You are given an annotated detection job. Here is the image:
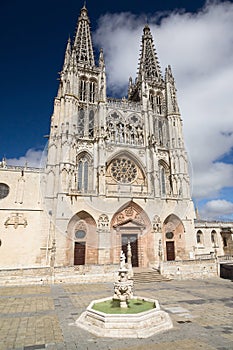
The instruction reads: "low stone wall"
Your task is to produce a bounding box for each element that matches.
[0,260,221,286]
[160,259,218,279]
[0,265,118,286]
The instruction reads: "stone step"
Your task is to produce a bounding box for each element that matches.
[133,269,171,283]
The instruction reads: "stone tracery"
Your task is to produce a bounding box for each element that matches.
[106,112,144,146]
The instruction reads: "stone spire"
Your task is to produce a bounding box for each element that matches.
[137,25,163,84]
[73,4,95,66]
[165,65,180,114]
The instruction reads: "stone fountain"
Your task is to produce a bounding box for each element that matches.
[76,246,173,338]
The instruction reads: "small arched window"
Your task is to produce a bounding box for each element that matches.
[161,167,166,195]
[156,94,162,115]
[77,108,85,137]
[159,160,170,197]
[149,91,155,110]
[196,230,203,245]
[89,110,94,138]
[89,81,96,103]
[77,155,89,192]
[79,79,87,102]
[211,230,217,246]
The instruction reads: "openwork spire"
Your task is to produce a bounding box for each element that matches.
[138,25,163,83]
[73,5,95,66]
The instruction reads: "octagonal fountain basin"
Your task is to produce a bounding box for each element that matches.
[76,296,173,338]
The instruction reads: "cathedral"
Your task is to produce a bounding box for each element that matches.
[0,5,232,273]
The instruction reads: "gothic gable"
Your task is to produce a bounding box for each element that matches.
[111,202,151,230]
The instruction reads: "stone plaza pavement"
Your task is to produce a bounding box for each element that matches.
[0,277,232,350]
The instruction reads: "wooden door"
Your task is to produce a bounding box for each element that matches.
[122,234,138,267]
[166,241,175,261]
[74,242,86,265]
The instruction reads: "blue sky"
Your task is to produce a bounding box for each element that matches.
[1,0,233,220]
[0,0,207,157]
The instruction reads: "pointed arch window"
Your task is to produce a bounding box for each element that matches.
[77,108,85,137]
[161,167,166,195]
[77,156,89,192]
[149,91,155,110]
[156,94,162,115]
[196,230,204,245]
[211,230,218,247]
[89,110,94,138]
[89,81,96,103]
[79,79,87,102]
[159,161,170,197]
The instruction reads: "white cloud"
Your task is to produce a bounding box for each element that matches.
[7,148,46,168]
[192,162,233,199]
[93,1,233,201]
[200,199,233,221]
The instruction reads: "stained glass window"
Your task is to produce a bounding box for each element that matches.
[111,158,137,184]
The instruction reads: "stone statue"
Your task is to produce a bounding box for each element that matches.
[113,250,134,308]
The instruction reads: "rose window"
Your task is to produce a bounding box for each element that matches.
[111,158,137,184]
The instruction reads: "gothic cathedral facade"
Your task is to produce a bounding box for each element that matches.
[2,5,231,271]
[44,5,196,268]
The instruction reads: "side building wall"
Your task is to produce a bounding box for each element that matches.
[0,167,50,268]
[194,221,233,258]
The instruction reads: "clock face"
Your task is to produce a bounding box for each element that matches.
[111,158,137,184]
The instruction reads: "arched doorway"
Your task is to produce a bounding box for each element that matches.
[163,214,185,261]
[111,202,153,267]
[115,220,145,267]
[66,211,97,265]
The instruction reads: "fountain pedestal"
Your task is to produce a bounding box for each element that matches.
[113,252,134,308]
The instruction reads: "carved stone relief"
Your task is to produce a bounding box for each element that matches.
[153,215,161,232]
[5,213,28,229]
[98,214,109,230]
[113,206,145,227]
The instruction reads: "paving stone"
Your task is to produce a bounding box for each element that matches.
[0,278,232,349]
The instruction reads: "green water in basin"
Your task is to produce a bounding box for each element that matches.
[92,298,155,314]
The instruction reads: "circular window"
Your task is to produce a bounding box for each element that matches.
[0,183,9,199]
[75,230,86,239]
[111,158,137,184]
[166,232,174,239]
